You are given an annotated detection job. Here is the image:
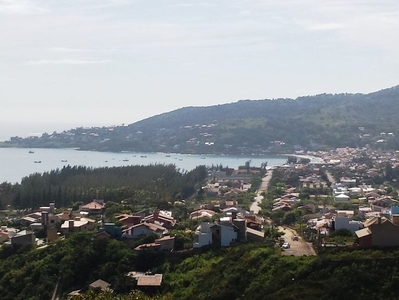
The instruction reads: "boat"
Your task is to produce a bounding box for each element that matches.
[140,156,147,158]
[61,160,67,162]
[123,159,129,162]
[28,151,34,154]
[34,161,41,163]
[165,155,171,157]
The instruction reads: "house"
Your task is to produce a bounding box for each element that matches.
[142,210,176,229]
[245,215,262,231]
[115,214,142,227]
[99,223,122,239]
[155,235,175,251]
[246,227,265,242]
[60,217,95,236]
[189,209,216,220]
[370,196,397,208]
[356,215,399,248]
[68,279,111,297]
[137,274,163,288]
[11,230,35,247]
[122,222,167,239]
[333,215,363,234]
[134,236,175,252]
[80,200,105,215]
[210,223,238,247]
[334,194,350,202]
[89,279,111,292]
[193,222,213,248]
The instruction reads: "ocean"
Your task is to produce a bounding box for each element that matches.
[0,148,288,184]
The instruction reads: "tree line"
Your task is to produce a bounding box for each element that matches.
[0,164,207,210]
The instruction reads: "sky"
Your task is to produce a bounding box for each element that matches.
[1,0,399,140]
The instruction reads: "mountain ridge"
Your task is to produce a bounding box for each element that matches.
[4,85,399,154]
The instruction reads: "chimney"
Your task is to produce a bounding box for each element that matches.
[49,203,55,213]
[232,211,237,220]
[41,211,49,226]
[153,210,160,221]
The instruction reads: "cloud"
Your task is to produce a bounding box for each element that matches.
[26,59,110,66]
[306,22,345,31]
[0,0,49,15]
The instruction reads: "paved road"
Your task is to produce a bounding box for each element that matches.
[278,226,316,256]
[250,170,272,214]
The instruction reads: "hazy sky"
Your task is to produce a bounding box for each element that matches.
[1,0,399,138]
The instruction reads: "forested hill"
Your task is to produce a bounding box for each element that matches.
[5,85,399,154]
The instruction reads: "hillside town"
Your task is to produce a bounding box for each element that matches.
[3,147,399,250]
[2,146,399,296]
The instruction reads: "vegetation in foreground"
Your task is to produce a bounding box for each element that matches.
[2,233,399,300]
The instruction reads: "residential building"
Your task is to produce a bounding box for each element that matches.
[122,222,167,239]
[80,200,105,215]
[356,216,399,248]
[60,217,95,236]
[11,230,35,247]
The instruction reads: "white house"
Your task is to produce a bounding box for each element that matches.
[122,222,167,239]
[333,215,363,234]
[334,194,350,202]
[211,223,238,247]
[193,222,213,248]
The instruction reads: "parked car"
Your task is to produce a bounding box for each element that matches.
[292,236,299,241]
[282,242,290,249]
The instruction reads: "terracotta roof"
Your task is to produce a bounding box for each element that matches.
[155,235,175,242]
[81,201,105,210]
[89,279,111,291]
[123,222,166,233]
[134,243,161,251]
[137,274,163,287]
[364,216,389,227]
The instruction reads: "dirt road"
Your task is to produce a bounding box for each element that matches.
[278,226,316,256]
[250,170,272,214]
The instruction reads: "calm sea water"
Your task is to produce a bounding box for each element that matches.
[0,148,288,184]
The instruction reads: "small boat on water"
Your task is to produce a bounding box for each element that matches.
[123,159,129,162]
[34,161,41,163]
[61,160,67,162]
[140,156,147,158]
[165,155,171,157]
[29,151,34,154]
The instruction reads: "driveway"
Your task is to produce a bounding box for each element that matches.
[278,226,316,256]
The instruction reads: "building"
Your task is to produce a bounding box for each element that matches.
[80,200,105,215]
[11,230,35,247]
[122,222,167,239]
[60,217,95,236]
[356,216,399,248]
[193,222,213,248]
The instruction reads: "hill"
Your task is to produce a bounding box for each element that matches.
[4,86,399,154]
[2,237,399,300]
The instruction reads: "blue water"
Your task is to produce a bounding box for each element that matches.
[0,148,288,183]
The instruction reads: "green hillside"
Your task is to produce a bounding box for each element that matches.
[4,86,399,154]
[2,237,399,300]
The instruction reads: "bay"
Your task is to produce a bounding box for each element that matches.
[0,148,288,184]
